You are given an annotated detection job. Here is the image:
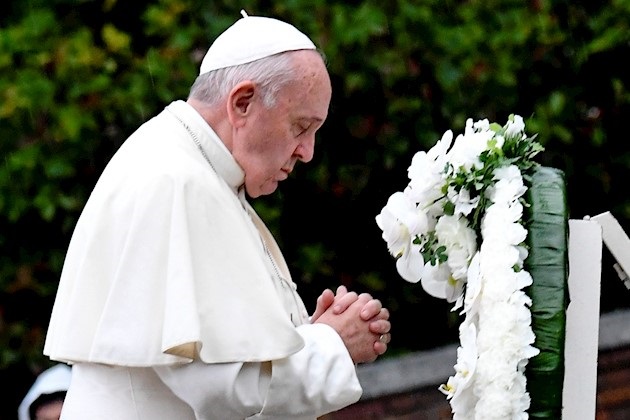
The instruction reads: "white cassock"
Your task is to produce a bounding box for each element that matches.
[44,100,362,419]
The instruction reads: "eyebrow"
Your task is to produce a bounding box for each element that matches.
[299,117,325,125]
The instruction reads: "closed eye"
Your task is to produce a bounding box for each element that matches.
[294,117,324,137]
[296,124,311,137]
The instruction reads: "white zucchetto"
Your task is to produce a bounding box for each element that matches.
[199,10,316,74]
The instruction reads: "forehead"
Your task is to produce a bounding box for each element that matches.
[279,52,332,119]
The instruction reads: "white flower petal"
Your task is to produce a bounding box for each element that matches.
[420,262,455,299]
[395,242,425,283]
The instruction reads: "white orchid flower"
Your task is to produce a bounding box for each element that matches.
[505,114,525,139]
[376,191,428,257]
[406,130,452,205]
[395,241,425,283]
[447,186,480,217]
[421,261,463,302]
[447,127,494,173]
[462,251,482,315]
[472,118,490,132]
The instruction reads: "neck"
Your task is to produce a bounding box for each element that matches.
[186,98,233,151]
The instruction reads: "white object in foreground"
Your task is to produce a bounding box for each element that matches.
[562,219,603,420]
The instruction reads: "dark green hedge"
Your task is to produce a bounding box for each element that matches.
[2,1,630,417]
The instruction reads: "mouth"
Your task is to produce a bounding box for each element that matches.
[277,171,289,181]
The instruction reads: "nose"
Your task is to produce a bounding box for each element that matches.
[294,136,315,163]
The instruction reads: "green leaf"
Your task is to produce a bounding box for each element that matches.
[524,166,570,419]
[101,24,131,53]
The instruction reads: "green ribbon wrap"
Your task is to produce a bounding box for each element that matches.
[524,166,570,419]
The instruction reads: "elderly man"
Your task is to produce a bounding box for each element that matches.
[44,11,391,419]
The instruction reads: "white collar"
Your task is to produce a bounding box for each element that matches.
[165,100,245,194]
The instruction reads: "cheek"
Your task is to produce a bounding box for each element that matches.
[255,136,295,166]
[237,120,296,175]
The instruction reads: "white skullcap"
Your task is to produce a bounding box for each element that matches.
[199,10,316,75]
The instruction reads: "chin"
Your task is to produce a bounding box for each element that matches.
[246,183,278,198]
[261,183,280,197]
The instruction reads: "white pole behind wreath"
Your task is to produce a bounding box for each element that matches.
[564,212,630,419]
[562,219,603,420]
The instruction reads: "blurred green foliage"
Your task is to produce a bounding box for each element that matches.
[2,0,630,417]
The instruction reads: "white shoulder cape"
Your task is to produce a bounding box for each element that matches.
[44,101,305,366]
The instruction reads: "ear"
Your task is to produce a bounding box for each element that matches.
[226,81,256,128]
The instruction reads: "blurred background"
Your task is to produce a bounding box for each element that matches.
[1,1,630,418]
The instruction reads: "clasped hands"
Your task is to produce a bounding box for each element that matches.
[310,286,391,364]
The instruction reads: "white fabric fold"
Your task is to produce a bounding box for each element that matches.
[252,323,362,419]
[44,101,306,365]
[60,324,360,419]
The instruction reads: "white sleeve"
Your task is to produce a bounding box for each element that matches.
[253,323,362,419]
[153,323,362,420]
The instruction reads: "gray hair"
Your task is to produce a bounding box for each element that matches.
[188,52,298,108]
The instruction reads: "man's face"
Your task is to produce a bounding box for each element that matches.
[231,51,332,198]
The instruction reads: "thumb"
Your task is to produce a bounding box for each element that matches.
[310,289,335,322]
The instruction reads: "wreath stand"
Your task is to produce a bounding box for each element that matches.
[564,212,630,419]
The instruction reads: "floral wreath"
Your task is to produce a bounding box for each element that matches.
[376,115,551,419]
